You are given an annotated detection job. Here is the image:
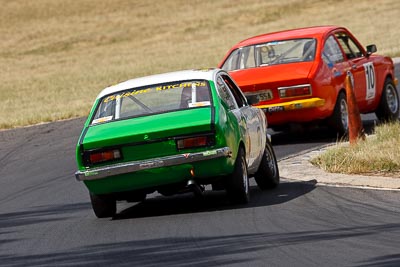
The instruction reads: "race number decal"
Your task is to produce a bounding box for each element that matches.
[363,62,376,100]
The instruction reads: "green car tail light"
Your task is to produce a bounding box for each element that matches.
[278,84,312,98]
[176,134,215,150]
[84,148,122,165]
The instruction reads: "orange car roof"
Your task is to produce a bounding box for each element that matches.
[235,25,343,48]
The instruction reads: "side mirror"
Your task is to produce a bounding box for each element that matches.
[246,94,260,105]
[366,44,377,57]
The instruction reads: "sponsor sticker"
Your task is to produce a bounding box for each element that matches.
[266,106,284,113]
[102,82,207,103]
[104,89,151,103]
[92,116,113,124]
[294,103,303,109]
[139,161,164,169]
[84,171,99,177]
[203,150,217,156]
[188,101,211,108]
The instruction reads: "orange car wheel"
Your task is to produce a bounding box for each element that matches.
[376,78,400,122]
[328,92,349,136]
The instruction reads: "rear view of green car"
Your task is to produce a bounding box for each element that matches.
[75,68,279,218]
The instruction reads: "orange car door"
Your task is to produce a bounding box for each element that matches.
[321,35,349,102]
[335,32,375,112]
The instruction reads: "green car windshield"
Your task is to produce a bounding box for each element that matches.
[222,38,316,71]
[91,80,211,124]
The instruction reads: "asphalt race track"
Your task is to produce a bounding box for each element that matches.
[0,63,399,266]
[0,114,399,267]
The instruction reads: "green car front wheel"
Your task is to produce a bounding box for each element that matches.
[254,139,280,190]
[225,147,250,204]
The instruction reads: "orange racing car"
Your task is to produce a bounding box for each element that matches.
[219,26,399,134]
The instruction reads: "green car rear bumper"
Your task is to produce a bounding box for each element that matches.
[76,147,233,194]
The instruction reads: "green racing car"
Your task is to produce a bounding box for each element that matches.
[75,68,279,218]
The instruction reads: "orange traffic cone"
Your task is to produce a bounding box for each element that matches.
[345,71,365,145]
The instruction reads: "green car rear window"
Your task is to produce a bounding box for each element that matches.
[91,80,211,124]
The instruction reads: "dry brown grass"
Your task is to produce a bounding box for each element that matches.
[1,0,400,128]
[311,122,400,176]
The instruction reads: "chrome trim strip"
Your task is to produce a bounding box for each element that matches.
[75,147,232,181]
[277,83,312,90]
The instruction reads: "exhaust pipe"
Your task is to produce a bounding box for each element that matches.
[187,179,204,197]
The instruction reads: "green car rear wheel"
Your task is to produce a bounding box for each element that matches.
[90,193,116,218]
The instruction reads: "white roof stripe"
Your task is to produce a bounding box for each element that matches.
[96,69,220,100]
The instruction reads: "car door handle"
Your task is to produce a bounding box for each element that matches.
[352,64,357,70]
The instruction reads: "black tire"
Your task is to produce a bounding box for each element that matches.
[90,193,116,218]
[328,92,348,136]
[126,193,147,203]
[254,139,280,190]
[225,147,250,204]
[375,78,400,122]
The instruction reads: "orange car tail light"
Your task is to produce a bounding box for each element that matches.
[84,148,122,165]
[279,84,312,98]
[176,135,215,150]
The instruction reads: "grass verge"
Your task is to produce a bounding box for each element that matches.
[310,122,400,177]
